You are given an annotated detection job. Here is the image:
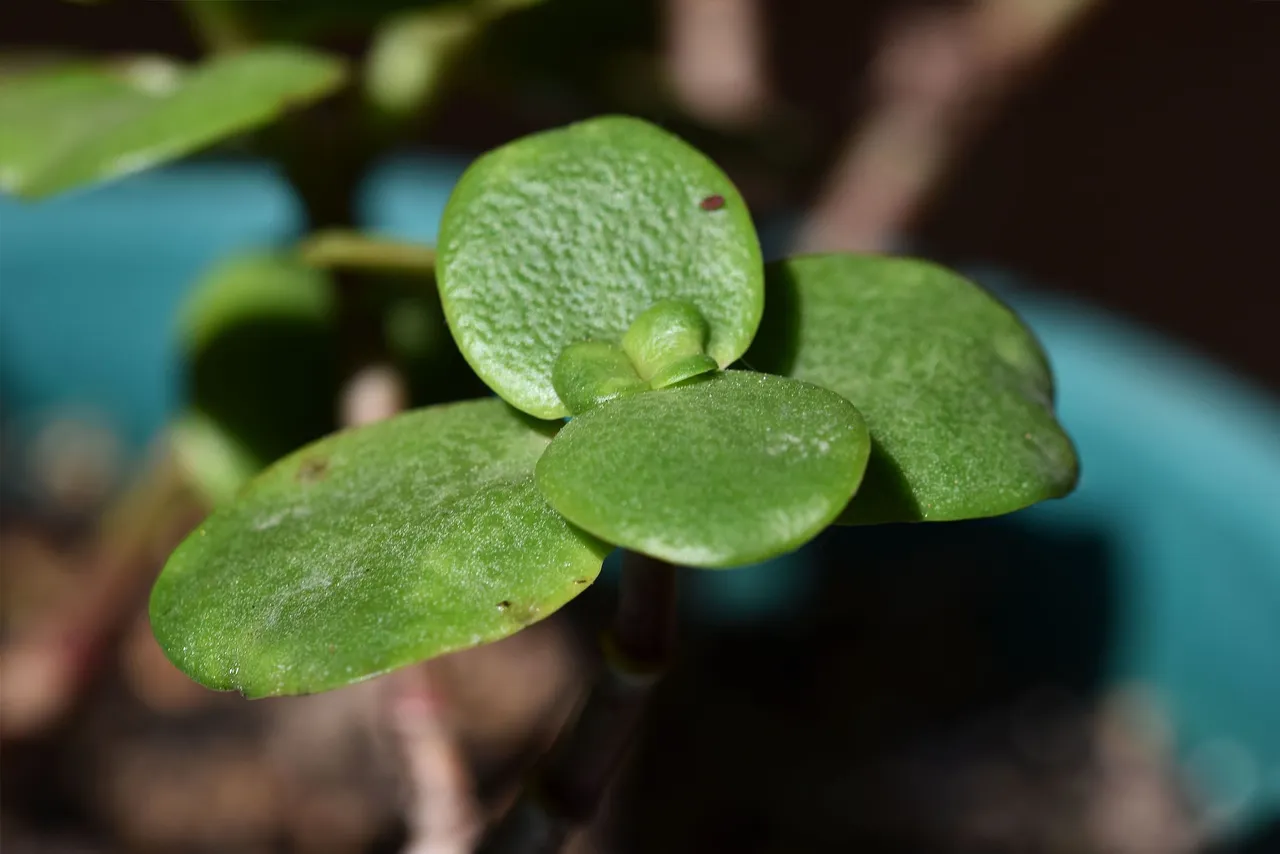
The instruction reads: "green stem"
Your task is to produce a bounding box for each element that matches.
[262,91,390,386]
[298,229,437,276]
[477,553,677,853]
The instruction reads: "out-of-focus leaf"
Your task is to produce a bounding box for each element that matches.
[172,254,340,507]
[365,4,480,117]
[0,47,345,199]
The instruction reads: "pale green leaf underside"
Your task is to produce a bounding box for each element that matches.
[536,371,870,568]
[437,115,764,418]
[171,254,339,507]
[0,47,345,199]
[748,254,1078,524]
[152,399,609,697]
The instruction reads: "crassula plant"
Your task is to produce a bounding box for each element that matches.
[148,115,1077,842]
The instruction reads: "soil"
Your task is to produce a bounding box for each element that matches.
[1,512,1225,854]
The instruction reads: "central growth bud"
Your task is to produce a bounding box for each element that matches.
[552,300,720,415]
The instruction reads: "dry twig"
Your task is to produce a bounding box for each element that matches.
[795,0,1104,253]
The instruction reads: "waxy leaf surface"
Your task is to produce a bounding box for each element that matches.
[438,116,763,418]
[152,399,609,697]
[748,254,1078,523]
[536,371,869,568]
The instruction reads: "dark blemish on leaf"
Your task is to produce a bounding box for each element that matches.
[700,194,726,211]
[575,578,589,585]
[497,601,511,612]
[298,457,328,483]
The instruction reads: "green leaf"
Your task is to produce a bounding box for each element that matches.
[621,299,712,382]
[151,399,609,697]
[535,370,870,568]
[1,47,345,199]
[551,340,646,415]
[748,254,1078,523]
[0,62,155,194]
[171,254,340,507]
[170,410,263,509]
[365,4,481,117]
[437,115,764,418]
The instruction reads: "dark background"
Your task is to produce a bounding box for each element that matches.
[5,0,1274,394]
[5,0,1278,391]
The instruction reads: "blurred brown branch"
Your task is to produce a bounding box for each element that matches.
[387,666,483,854]
[664,0,772,129]
[0,444,200,740]
[796,0,1104,253]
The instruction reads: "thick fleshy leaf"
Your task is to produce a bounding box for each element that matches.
[171,254,340,507]
[748,254,1078,523]
[151,399,609,697]
[0,62,151,193]
[552,341,646,414]
[365,5,481,116]
[535,371,870,568]
[437,115,764,418]
[1,48,345,199]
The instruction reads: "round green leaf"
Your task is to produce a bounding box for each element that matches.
[551,340,646,415]
[621,299,712,382]
[748,254,1078,524]
[437,115,764,418]
[171,253,340,507]
[535,371,870,568]
[151,399,610,697]
[3,48,345,199]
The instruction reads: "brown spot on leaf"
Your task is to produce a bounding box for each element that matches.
[574,578,589,585]
[700,194,726,211]
[297,457,328,483]
[497,601,511,612]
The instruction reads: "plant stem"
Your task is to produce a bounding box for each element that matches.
[299,229,438,277]
[477,553,677,854]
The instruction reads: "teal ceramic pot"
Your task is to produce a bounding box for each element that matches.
[0,161,304,466]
